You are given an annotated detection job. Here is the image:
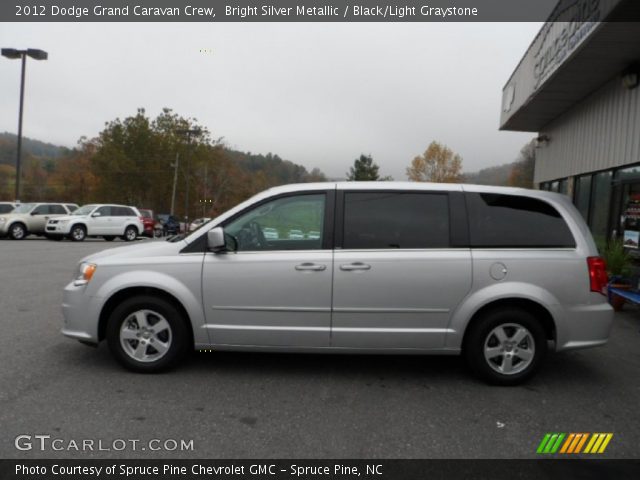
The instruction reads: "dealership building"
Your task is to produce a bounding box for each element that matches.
[501,0,640,244]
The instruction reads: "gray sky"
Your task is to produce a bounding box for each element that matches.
[0,22,542,179]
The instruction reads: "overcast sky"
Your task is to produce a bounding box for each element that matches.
[0,22,543,179]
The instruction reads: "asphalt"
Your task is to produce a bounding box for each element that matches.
[0,237,639,459]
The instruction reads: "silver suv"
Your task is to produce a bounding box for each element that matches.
[61,182,613,384]
[0,202,78,239]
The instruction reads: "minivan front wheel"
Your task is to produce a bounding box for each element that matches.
[464,308,546,385]
[106,295,189,373]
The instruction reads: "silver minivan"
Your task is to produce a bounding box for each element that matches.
[62,182,613,384]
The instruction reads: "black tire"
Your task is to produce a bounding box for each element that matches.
[8,222,27,240]
[464,307,547,386]
[122,225,138,242]
[106,295,190,373]
[69,224,87,242]
[103,236,115,241]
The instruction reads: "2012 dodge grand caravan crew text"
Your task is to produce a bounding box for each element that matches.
[62,182,614,385]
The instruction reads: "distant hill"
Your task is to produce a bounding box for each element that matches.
[463,162,513,186]
[0,132,70,166]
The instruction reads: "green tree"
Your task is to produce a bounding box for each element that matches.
[347,154,380,181]
[406,141,463,183]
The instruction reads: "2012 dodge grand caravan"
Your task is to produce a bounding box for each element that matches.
[62,182,613,385]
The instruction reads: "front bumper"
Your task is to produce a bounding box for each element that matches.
[61,281,102,344]
[46,222,71,235]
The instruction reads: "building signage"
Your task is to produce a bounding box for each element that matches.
[533,0,601,90]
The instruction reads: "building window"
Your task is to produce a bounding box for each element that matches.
[574,174,592,222]
[589,172,612,245]
[558,179,568,195]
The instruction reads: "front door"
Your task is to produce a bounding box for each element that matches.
[202,191,333,347]
[331,191,472,349]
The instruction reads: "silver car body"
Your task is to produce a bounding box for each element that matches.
[0,202,77,237]
[62,182,613,355]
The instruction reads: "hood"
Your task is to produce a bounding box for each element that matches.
[80,239,187,265]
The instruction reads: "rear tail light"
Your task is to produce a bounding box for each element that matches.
[587,256,608,295]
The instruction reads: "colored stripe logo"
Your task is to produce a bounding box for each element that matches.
[537,433,613,454]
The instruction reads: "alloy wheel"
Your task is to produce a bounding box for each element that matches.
[483,323,535,375]
[119,309,173,363]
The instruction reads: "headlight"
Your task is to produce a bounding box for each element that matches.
[73,262,97,286]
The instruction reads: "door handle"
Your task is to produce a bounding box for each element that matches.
[340,262,371,271]
[295,263,326,272]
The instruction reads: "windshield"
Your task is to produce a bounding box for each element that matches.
[12,203,35,214]
[140,209,153,218]
[73,205,97,216]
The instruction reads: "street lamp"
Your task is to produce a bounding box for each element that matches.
[174,128,201,227]
[1,48,48,201]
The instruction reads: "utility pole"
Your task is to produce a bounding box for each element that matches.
[170,151,179,215]
[1,48,48,201]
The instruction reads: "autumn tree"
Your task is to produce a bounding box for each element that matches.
[507,139,536,188]
[406,141,463,183]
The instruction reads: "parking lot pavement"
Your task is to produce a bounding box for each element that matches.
[1,238,639,459]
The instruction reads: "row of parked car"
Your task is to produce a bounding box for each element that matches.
[0,201,211,241]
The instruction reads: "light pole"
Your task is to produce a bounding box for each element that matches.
[175,128,201,228]
[1,48,48,201]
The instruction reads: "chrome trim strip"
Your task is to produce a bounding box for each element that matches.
[332,327,453,333]
[333,307,449,313]
[211,306,330,313]
[205,324,330,332]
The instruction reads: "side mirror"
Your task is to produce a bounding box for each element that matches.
[91,212,101,217]
[207,227,226,252]
[30,211,38,216]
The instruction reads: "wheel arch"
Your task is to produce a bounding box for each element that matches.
[460,298,556,352]
[98,286,194,347]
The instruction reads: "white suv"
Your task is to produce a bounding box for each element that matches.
[46,204,144,242]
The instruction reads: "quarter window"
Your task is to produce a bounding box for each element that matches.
[343,192,450,249]
[465,193,575,248]
[225,194,325,251]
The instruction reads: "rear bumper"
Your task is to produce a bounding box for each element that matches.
[555,300,614,351]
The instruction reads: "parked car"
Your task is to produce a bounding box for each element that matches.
[139,209,156,238]
[46,204,143,242]
[156,214,182,236]
[0,202,78,240]
[61,182,613,384]
[188,217,211,232]
[262,227,279,240]
[288,229,304,240]
[0,202,16,214]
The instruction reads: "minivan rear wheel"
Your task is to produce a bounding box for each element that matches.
[106,295,190,373]
[464,308,546,386]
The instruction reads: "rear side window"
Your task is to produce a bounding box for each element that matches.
[114,207,135,216]
[65,204,78,212]
[0,205,13,214]
[465,193,575,248]
[343,192,449,249]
